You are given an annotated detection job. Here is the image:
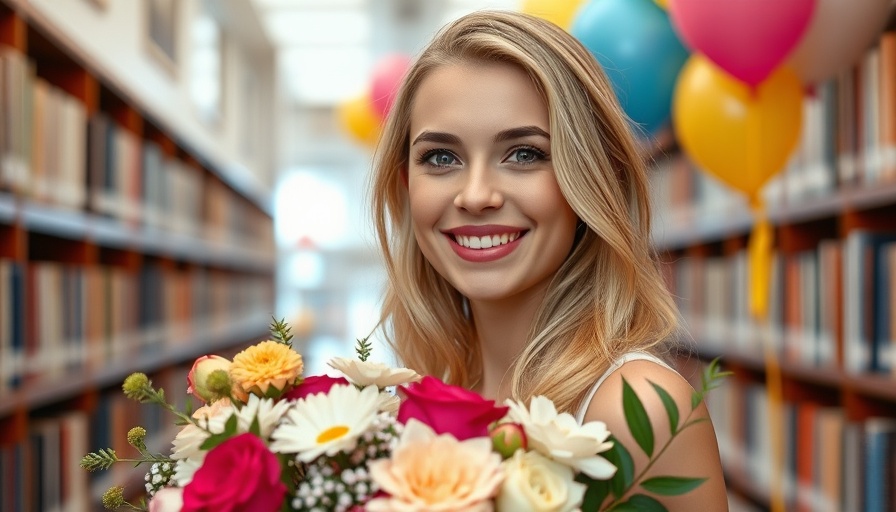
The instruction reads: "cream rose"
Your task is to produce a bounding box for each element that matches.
[366,419,504,511]
[148,487,183,512]
[327,357,421,387]
[497,450,586,512]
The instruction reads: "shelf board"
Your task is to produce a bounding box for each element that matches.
[655,181,896,250]
[0,314,270,417]
[21,201,91,240]
[17,201,274,271]
[0,191,15,224]
[845,373,896,402]
[696,348,896,398]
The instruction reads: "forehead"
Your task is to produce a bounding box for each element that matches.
[409,60,549,135]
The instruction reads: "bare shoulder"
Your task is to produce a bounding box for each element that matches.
[582,359,729,511]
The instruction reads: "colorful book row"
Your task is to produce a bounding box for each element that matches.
[666,229,896,376]
[707,378,896,512]
[0,258,274,394]
[0,46,272,251]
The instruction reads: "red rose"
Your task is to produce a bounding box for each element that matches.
[182,433,285,512]
[397,376,509,440]
[283,374,350,401]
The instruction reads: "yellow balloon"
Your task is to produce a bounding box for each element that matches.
[655,0,668,8]
[520,0,585,30]
[673,55,803,199]
[337,93,381,147]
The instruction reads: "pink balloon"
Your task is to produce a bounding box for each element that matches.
[668,0,816,87]
[370,54,412,120]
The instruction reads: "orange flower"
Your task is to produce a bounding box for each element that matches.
[230,341,303,398]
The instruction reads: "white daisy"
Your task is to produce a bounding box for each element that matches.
[505,396,616,480]
[172,458,203,486]
[233,394,291,438]
[327,357,421,388]
[270,384,380,463]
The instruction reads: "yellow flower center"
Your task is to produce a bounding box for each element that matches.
[316,425,350,444]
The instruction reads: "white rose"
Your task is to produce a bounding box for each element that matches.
[497,450,586,512]
[148,487,183,512]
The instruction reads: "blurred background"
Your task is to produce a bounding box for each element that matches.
[2,0,896,510]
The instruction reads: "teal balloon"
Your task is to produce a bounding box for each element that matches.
[571,0,688,136]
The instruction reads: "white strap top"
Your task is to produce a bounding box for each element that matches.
[575,352,675,425]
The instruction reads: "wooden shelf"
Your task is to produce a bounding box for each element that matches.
[654,180,896,250]
[7,200,274,272]
[9,0,272,214]
[0,314,269,418]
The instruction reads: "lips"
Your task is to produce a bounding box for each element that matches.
[441,225,527,262]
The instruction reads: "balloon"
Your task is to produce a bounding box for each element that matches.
[521,0,585,30]
[787,0,890,85]
[673,55,804,199]
[668,0,816,87]
[337,93,381,147]
[654,0,667,8]
[371,54,411,120]
[571,0,688,136]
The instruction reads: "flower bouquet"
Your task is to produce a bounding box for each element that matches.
[81,318,728,512]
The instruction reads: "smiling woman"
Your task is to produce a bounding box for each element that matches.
[369,10,728,511]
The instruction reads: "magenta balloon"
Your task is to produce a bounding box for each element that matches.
[370,54,412,120]
[668,0,816,87]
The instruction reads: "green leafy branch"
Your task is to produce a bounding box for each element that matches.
[578,357,731,511]
[270,316,295,347]
[355,336,373,362]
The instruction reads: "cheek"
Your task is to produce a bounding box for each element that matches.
[408,180,447,228]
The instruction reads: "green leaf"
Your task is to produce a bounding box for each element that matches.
[576,473,610,511]
[249,415,262,437]
[649,380,679,434]
[691,390,702,410]
[622,377,653,457]
[640,476,707,496]
[608,494,668,512]
[603,436,635,498]
[199,414,239,451]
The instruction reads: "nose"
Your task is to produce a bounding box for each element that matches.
[453,163,504,213]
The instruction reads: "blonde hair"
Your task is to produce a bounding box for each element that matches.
[369,10,679,413]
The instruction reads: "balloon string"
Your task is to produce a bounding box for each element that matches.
[747,94,785,512]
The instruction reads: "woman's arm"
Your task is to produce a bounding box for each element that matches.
[582,359,729,511]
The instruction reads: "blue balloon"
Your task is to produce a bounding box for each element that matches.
[571,0,688,137]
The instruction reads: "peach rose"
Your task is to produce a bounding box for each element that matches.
[366,419,504,511]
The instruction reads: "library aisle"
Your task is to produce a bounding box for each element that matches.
[3,0,896,511]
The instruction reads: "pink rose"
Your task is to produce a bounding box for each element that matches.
[149,487,183,512]
[182,433,285,512]
[397,376,509,440]
[187,355,232,403]
[282,374,350,401]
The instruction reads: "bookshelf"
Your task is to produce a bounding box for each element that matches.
[655,19,896,511]
[0,0,276,510]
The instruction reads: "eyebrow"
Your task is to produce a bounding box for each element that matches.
[410,125,550,147]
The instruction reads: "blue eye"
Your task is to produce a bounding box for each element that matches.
[423,150,459,167]
[507,146,548,164]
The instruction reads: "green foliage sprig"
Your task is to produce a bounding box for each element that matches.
[355,336,373,362]
[270,316,294,347]
[577,357,731,511]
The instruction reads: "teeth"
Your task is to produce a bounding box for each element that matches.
[456,232,520,249]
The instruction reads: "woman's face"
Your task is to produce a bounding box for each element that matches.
[407,60,579,303]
